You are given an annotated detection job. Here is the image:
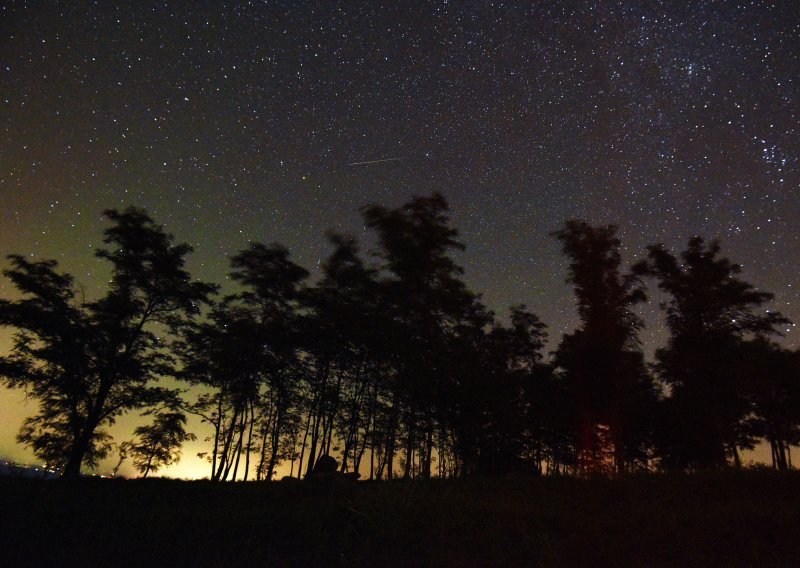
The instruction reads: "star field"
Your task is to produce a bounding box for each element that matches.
[1,2,798,470]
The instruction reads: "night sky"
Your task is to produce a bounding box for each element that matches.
[1,2,798,476]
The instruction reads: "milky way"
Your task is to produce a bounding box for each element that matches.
[1,2,798,471]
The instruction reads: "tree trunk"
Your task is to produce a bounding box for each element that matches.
[243,400,255,481]
[226,412,245,481]
[305,360,330,476]
[256,402,275,480]
[297,407,312,479]
[404,410,415,479]
[211,386,226,480]
[320,369,344,459]
[770,439,779,469]
[62,430,92,479]
[266,404,284,481]
[142,451,155,478]
[422,421,433,480]
[382,409,398,480]
[62,376,116,479]
[778,439,788,470]
[216,406,241,480]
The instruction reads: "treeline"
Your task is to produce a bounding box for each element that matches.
[0,194,798,480]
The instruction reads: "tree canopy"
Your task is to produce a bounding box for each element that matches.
[1,199,797,479]
[0,207,215,478]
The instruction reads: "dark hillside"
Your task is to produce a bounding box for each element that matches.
[2,472,799,567]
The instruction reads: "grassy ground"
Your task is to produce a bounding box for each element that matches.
[1,471,799,567]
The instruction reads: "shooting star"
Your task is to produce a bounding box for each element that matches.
[347,157,405,166]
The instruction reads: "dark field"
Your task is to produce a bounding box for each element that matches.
[2,471,799,567]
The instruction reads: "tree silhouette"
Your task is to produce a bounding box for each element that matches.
[181,242,309,481]
[744,340,800,470]
[2,198,797,481]
[301,232,385,477]
[128,411,196,477]
[0,208,215,478]
[361,193,478,478]
[477,306,550,475]
[1,255,111,472]
[553,220,657,474]
[634,236,789,469]
[229,243,309,481]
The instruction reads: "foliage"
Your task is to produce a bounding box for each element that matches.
[0,208,215,477]
[552,220,658,474]
[635,236,790,469]
[179,242,309,481]
[127,412,196,477]
[2,199,797,480]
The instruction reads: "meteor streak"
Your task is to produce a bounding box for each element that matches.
[347,157,405,166]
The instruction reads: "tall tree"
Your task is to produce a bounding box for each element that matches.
[437,292,495,477]
[634,236,789,469]
[229,243,309,481]
[301,232,385,477]
[361,193,475,479]
[181,242,309,481]
[0,208,215,478]
[474,305,550,476]
[180,304,267,481]
[553,220,656,474]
